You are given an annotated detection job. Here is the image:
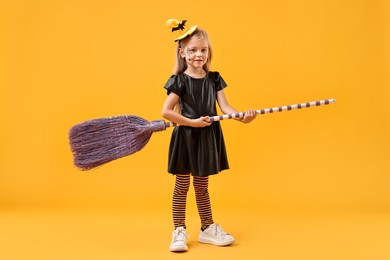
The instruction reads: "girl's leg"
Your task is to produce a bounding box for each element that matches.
[193,176,214,230]
[172,173,191,229]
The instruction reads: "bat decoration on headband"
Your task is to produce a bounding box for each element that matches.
[167,19,187,32]
[172,20,187,32]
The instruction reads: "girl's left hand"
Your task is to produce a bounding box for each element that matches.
[241,109,257,123]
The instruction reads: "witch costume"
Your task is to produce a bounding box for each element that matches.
[164,72,230,176]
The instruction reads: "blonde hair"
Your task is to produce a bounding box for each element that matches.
[173,28,213,75]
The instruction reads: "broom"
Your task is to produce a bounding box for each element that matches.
[69,98,336,170]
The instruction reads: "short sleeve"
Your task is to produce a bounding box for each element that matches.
[164,74,186,96]
[210,71,227,92]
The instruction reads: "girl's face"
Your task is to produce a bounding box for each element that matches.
[180,37,209,71]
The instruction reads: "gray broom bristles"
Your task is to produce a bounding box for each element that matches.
[69,115,166,170]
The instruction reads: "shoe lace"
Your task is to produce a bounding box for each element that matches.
[173,227,189,242]
[212,224,229,238]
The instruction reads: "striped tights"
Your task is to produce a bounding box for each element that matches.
[172,174,214,230]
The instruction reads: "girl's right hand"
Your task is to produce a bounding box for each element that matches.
[191,116,212,127]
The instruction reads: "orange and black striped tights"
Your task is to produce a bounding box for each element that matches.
[172,174,214,230]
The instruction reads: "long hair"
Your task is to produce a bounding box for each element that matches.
[173,28,213,75]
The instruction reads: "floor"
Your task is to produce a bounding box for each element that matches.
[0,207,389,260]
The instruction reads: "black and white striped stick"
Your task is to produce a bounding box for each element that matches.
[165,98,336,127]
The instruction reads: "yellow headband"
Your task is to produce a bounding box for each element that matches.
[166,19,198,42]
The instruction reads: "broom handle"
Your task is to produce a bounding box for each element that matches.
[164,98,336,128]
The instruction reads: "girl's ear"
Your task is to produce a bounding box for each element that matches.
[179,48,186,58]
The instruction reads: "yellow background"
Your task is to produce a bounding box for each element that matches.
[1,0,389,259]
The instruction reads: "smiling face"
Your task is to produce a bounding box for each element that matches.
[173,28,213,75]
[180,37,209,72]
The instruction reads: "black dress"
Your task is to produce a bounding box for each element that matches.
[164,71,230,176]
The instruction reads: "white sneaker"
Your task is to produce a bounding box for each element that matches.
[170,227,189,252]
[198,224,235,246]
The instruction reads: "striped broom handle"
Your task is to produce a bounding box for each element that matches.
[165,98,336,128]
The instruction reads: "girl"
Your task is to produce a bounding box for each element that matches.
[162,19,257,252]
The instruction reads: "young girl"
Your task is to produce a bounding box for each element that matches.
[162,19,257,252]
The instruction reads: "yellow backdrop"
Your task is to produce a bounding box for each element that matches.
[1,0,389,258]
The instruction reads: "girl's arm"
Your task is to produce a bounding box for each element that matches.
[216,90,257,123]
[162,92,211,127]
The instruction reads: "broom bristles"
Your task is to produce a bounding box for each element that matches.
[69,115,166,170]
